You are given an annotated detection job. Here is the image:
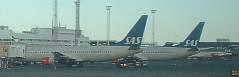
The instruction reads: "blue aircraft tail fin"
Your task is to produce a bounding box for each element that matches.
[177,22,205,47]
[114,15,148,46]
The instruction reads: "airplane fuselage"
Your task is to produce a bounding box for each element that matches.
[188,51,232,58]
[25,45,142,62]
[135,46,195,61]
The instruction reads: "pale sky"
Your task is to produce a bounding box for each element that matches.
[0,0,239,44]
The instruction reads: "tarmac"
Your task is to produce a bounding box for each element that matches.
[0,59,239,77]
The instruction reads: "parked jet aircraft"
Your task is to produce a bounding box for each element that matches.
[25,15,148,67]
[116,22,205,67]
[187,47,233,60]
[137,22,205,60]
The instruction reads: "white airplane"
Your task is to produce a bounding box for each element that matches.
[187,47,232,60]
[115,22,205,67]
[134,47,194,61]
[24,15,148,66]
[137,22,205,61]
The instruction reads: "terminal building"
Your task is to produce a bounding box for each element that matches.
[0,25,90,46]
[0,25,116,58]
[0,25,117,46]
[198,38,239,47]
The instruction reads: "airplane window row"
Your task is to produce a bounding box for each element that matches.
[19,39,71,42]
[62,51,112,53]
[26,51,113,54]
[143,51,162,54]
[27,51,49,54]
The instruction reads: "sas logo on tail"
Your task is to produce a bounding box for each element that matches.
[184,40,198,46]
[124,37,142,45]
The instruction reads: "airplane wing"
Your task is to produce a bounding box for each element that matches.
[188,46,199,52]
[51,52,78,65]
[134,53,148,61]
[52,52,65,57]
[52,52,74,60]
[128,44,143,54]
[128,44,140,50]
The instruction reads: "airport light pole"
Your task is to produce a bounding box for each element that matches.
[74,0,81,46]
[151,10,157,46]
[52,0,59,40]
[106,5,112,46]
